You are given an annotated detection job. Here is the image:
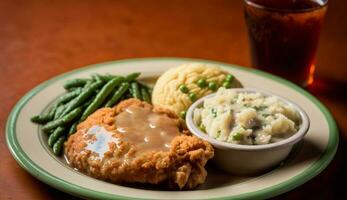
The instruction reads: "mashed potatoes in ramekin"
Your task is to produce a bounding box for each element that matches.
[193,88,301,145]
[152,63,242,116]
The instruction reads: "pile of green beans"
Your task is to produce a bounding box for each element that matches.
[30,72,152,156]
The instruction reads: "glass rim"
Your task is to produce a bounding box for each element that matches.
[244,0,328,13]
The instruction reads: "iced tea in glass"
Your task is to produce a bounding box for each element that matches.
[244,0,327,86]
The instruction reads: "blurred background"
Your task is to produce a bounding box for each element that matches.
[0,0,346,199]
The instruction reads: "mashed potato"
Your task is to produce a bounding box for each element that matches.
[193,88,301,145]
[152,63,242,115]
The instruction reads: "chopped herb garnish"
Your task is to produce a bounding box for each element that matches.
[233,132,243,140]
[244,103,252,108]
[211,108,217,117]
[217,130,222,137]
[262,113,270,117]
[199,124,206,132]
[255,105,267,111]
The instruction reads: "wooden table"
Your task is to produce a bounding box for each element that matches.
[1,0,346,199]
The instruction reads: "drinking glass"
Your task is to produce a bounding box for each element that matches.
[244,0,328,86]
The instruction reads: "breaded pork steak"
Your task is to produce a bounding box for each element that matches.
[64,99,214,189]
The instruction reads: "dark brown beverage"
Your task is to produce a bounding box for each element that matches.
[244,0,327,86]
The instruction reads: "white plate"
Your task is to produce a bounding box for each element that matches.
[6,58,338,200]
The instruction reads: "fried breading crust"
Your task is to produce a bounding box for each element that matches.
[64,99,214,189]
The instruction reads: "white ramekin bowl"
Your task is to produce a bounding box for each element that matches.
[186,88,310,175]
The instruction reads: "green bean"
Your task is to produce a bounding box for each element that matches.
[138,81,150,89]
[147,87,153,96]
[31,103,58,124]
[80,77,124,121]
[63,79,88,90]
[82,96,95,109]
[105,82,130,107]
[31,114,52,124]
[124,72,141,82]
[83,80,93,88]
[102,73,112,80]
[92,74,106,82]
[130,82,142,100]
[92,74,123,82]
[73,97,94,124]
[52,135,66,155]
[57,88,83,104]
[54,104,66,120]
[128,86,134,97]
[48,127,66,147]
[68,121,78,136]
[68,87,81,92]
[139,82,153,96]
[47,103,59,119]
[60,81,104,116]
[101,74,122,81]
[42,107,83,132]
[140,86,151,103]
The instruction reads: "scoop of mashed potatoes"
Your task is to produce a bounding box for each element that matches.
[152,63,242,115]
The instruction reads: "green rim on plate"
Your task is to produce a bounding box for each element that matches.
[6,58,339,200]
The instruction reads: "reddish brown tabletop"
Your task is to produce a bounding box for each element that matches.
[1,0,346,199]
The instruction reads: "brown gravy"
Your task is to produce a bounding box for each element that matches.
[115,105,180,152]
